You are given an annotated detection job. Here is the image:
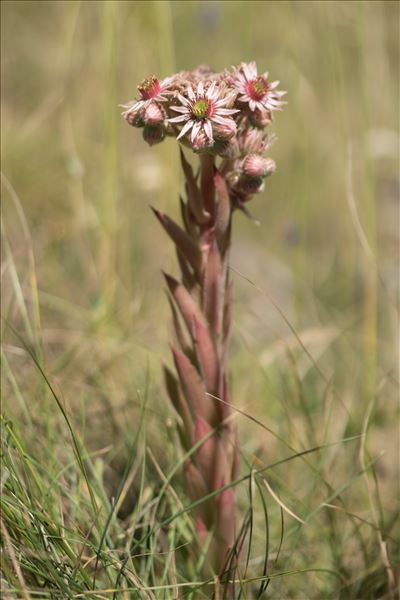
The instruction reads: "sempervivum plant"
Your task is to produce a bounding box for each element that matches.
[122,62,285,588]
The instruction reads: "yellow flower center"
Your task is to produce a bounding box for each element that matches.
[192,99,209,119]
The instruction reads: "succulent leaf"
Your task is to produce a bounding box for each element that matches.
[152,207,203,274]
[203,238,224,336]
[171,345,218,426]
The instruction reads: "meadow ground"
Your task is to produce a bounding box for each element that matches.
[1,1,399,598]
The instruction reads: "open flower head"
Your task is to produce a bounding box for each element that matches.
[168,81,238,146]
[121,75,173,120]
[233,61,286,112]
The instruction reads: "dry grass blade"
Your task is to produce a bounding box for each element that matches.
[1,519,31,600]
[262,478,306,526]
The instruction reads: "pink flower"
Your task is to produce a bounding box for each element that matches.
[233,61,286,112]
[121,75,173,120]
[168,81,239,144]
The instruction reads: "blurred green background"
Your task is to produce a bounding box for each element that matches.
[1,1,399,597]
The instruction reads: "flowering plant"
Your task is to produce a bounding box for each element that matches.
[122,62,285,588]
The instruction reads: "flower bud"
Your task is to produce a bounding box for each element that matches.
[243,154,269,178]
[213,136,240,159]
[240,127,266,154]
[143,124,165,146]
[143,102,165,126]
[249,106,272,128]
[124,106,144,128]
[264,158,276,176]
[212,118,237,140]
[192,129,213,152]
[237,174,265,195]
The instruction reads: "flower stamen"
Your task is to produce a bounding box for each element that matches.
[137,76,161,100]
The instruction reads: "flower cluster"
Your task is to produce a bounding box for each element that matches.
[121,62,286,202]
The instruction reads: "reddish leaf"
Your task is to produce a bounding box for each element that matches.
[212,435,231,491]
[214,169,231,247]
[176,248,196,290]
[180,149,210,225]
[192,417,218,489]
[184,459,213,526]
[203,237,224,336]
[192,316,219,395]
[166,292,190,353]
[184,459,208,498]
[195,517,209,544]
[213,376,238,488]
[163,365,193,443]
[151,207,202,274]
[171,345,218,426]
[163,272,205,334]
[215,487,235,556]
[199,153,215,216]
[179,195,197,238]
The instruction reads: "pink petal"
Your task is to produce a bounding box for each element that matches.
[177,119,194,140]
[203,120,213,141]
[211,114,234,127]
[170,105,189,113]
[206,81,217,100]
[160,76,174,87]
[177,93,190,106]
[168,114,189,123]
[243,61,257,80]
[215,107,239,115]
[191,120,201,142]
